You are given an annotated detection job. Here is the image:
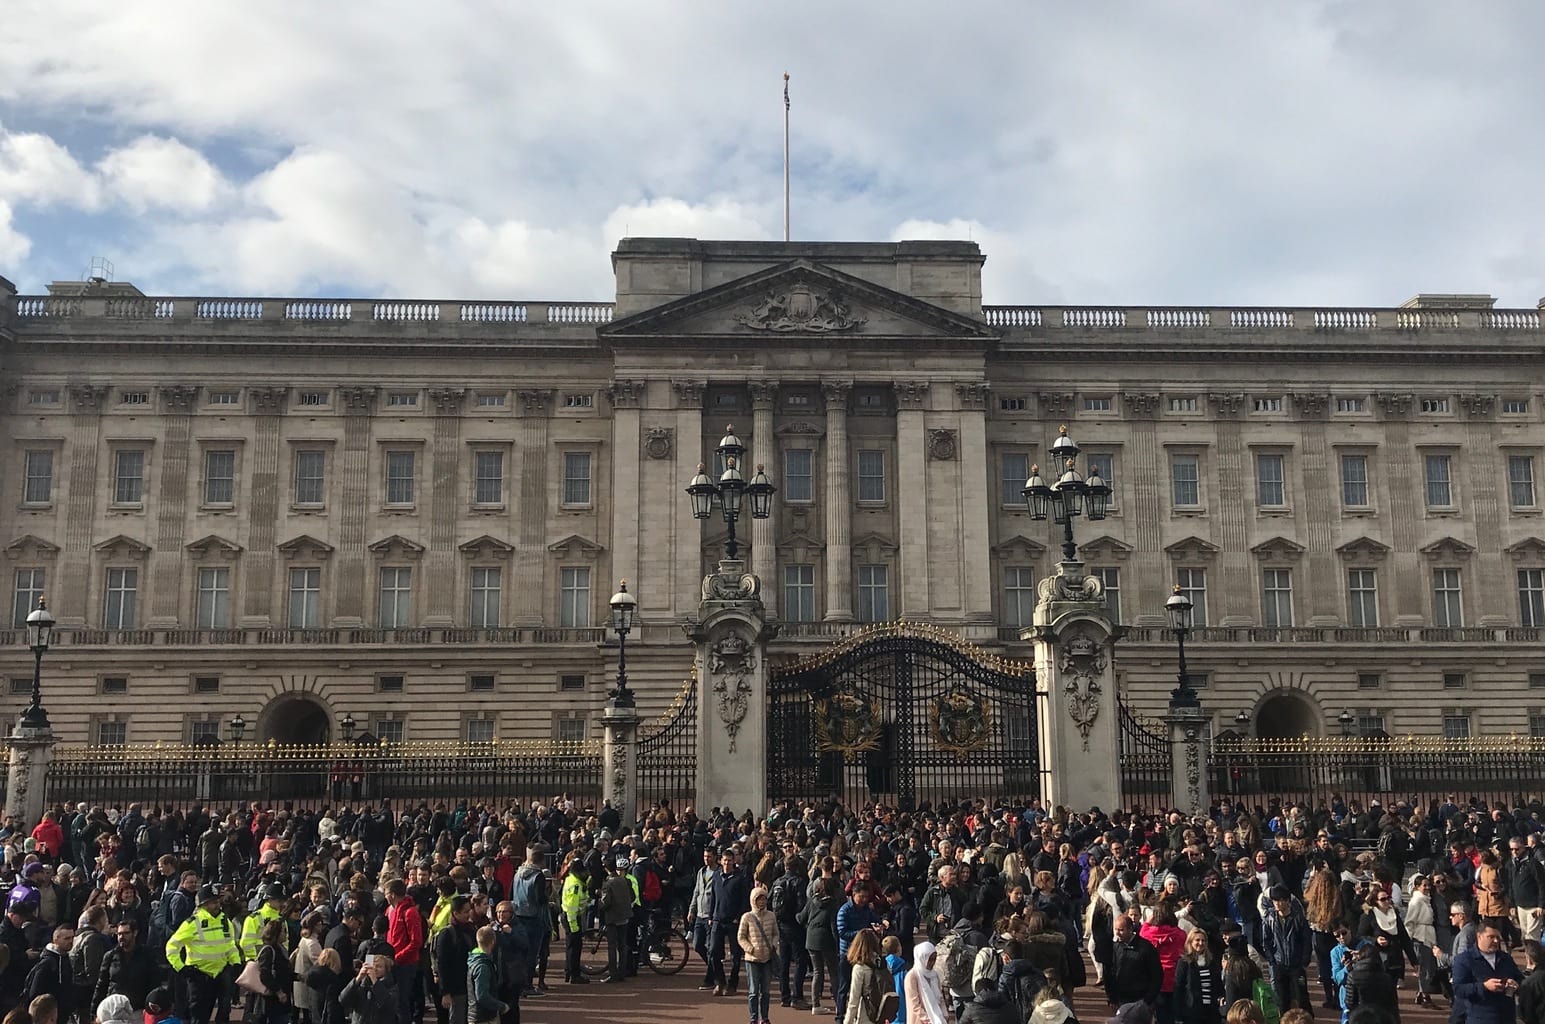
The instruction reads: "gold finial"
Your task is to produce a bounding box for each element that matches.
[1173,584,1182,594]
[725,424,734,432]
[1058,424,1069,435]
[757,463,765,471]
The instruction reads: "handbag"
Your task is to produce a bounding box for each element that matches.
[236,959,270,996]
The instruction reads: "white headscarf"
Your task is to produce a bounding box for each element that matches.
[908,941,949,1024]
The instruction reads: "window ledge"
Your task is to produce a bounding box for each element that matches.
[1342,507,1378,517]
[289,504,326,514]
[108,504,144,514]
[1171,507,1208,517]
[381,504,418,514]
[1425,508,1460,517]
[199,504,235,514]
[559,504,593,512]
[18,503,53,513]
[1511,508,1542,517]
[470,504,507,514]
[856,500,889,509]
[1258,506,1294,516]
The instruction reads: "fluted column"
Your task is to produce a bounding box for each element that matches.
[333,386,377,626]
[608,380,646,601]
[895,381,931,618]
[822,381,853,621]
[749,380,779,614]
[242,386,288,626]
[514,390,553,625]
[59,386,107,626]
[149,385,198,626]
[957,383,994,620]
[672,380,706,617]
[424,388,466,626]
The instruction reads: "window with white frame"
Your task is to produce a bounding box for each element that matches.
[475,392,506,408]
[857,450,886,503]
[464,716,496,743]
[783,564,816,623]
[1441,713,1471,739]
[1000,397,1027,412]
[858,564,890,622]
[1443,672,1467,689]
[1170,454,1200,507]
[375,718,405,743]
[470,567,501,628]
[288,567,321,629]
[1255,453,1286,507]
[207,390,239,406]
[1086,453,1116,507]
[1519,569,1545,628]
[564,393,594,409]
[1432,568,1463,627]
[783,449,813,502]
[559,566,591,627]
[1003,567,1036,629]
[119,390,149,406]
[11,569,44,628]
[297,390,329,407]
[1083,396,1113,412]
[386,391,418,408]
[1340,454,1370,508]
[1253,397,1283,413]
[1001,452,1029,507]
[195,567,231,628]
[1420,397,1450,414]
[22,451,52,505]
[1094,567,1120,623]
[1503,398,1531,415]
[1261,568,1293,627]
[1347,569,1379,628]
[1168,396,1198,413]
[104,568,138,628]
[378,567,412,628]
[1531,713,1545,739]
[1177,568,1208,627]
[384,451,415,504]
[473,451,504,505]
[203,449,236,505]
[1424,453,1454,508]
[26,389,59,407]
[189,718,220,744]
[113,449,145,504]
[562,452,592,506]
[556,716,587,743]
[96,719,128,745]
[1336,396,1366,413]
[1509,454,1537,509]
[294,450,326,505]
[1357,672,1382,690]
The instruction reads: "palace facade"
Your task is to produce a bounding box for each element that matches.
[1,238,1542,747]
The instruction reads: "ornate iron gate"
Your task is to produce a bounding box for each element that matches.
[1118,702,1172,810]
[767,623,1045,810]
[635,677,697,812]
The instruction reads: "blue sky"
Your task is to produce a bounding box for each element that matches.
[1,2,1542,307]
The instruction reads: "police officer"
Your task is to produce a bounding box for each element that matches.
[240,883,289,961]
[165,884,241,1024]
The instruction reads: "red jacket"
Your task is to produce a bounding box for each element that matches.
[31,819,64,857]
[387,898,424,966]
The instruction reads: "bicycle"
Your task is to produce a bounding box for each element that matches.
[579,911,692,977]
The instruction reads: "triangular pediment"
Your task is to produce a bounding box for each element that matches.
[94,534,151,557]
[599,259,998,344]
[1079,535,1133,562]
[368,534,425,558]
[547,534,604,557]
[4,535,60,560]
[1336,536,1390,561]
[1251,536,1305,561]
[1164,535,1219,561]
[459,534,515,557]
[278,534,334,559]
[1421,535,1475,560]
[852,532,900,560]
[185,534,244,559]
[1506,537,1545,561]
[992,534,1048,559]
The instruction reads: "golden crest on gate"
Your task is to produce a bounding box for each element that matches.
[813,692,882,754]
[932,687,991,758]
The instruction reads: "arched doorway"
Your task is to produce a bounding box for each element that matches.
[1254,691,1321,739]
[260,695,332,745]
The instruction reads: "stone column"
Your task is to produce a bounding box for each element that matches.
[59,386,107,626]
[894,381,931,617]
[956,384,995,620]
[1029,564,1120,811]
[601,704,641,824]
[1166,704,1210,816]
[514,390,553,625]
[673,381,707,617]
[608,381,646,599]
[822,381,854,621]
[424,388,466,626]
[1208,396,1251,626]
[148,384,198,626]
[241,386,288,626]
[5,719,54,828]
[689,561,778,816]
[748,380,779,616]
[333,386,377,626]
[1121,392,1166,625]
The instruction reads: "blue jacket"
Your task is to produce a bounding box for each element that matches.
[1262,903,1312,971]
[708,868,749,924]
[835,900,880,956]
[1452,946,1524,1024]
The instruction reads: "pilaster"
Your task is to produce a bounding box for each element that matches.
[895,381,931,617]
[424,388,465,626]
[1376,407,1422,625]
[514,389,554,625]
[1211,414,1250,626]
[1126,415,1166,626]
[1294,395,1337,625]
[608,380,646,607]
[1466,414,1509,623]
[673,380,706,618]
[148,385,197,626]
[822,381,854,621]
[749,380,780,614]
[241,386,288,626]
[333,385,377,625]
[957,383,994,620]
[59,385,107,626]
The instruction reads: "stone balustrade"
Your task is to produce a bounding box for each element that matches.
[12,296,616,325]
[981,305,1543,331]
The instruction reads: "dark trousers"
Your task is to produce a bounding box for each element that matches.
[1315,931,1338,1000]
[707,919,743,991]
[834,956,854,1021]
[606,922,627,980]
[564,919,583,981]
[805,946,837,1005]
[394,964,420,1024]
[693,918,713,983]
[186,969,222,1024]
[1272,967,1313,1015]
[778,920,807,1003]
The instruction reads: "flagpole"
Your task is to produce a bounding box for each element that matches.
[783,71,790,242]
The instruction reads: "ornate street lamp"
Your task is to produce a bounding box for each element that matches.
[340,712,356,743]
[1166,584,1200,708]
[686,426,776,560]
[1234,709,1251,727]
[228,713,247,746]
[20,597,54,730]
[1023,426,1110,561]
[608,579,638,709]
[1338,708,1356,736]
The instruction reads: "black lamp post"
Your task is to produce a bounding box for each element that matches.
[228,713,247,747]
[1338,708,1356,736]
[1022,426,1110,562]
[608,579,638,708]
[20,597,54,730]
[340,712,356,743]
[1166,584,1201,708]
[687,426,775,560]
[1234,709,1250,727]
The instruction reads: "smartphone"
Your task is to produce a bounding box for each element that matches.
[364,954,377,968]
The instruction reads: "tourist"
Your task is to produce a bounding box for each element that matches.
[1452,923,1523,1024]
[739,886,779,1024]
[904,942,948,1024]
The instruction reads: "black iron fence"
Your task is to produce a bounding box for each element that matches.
[1210,736,1545,810]
[41,740,603,813]
[635,679,697,813]
[1118,703,1173,811]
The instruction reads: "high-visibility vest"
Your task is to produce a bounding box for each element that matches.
[166,907,241,978]
[239,903,286,961]
[561,874,591,930]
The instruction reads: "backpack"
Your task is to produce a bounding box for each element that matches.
[936,932,978,992]
[640,868,662,905]
[1252,977,1281,1024]
[972,944,1001,988]
[136,824,153,859]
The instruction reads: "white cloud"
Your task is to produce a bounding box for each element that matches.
[0,128,99,208]
[97,135,229,212]
[0,200,30,265]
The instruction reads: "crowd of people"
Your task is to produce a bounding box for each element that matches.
[0,793,1542,1024]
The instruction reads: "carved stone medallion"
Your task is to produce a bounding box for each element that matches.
[736,283,865,333]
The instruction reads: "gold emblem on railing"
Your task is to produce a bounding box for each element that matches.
[932,686,992,758]
[814,693,882,754]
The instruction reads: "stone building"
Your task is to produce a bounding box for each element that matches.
[0,238,1542,747]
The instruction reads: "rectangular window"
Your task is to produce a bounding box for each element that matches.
[1530,673,1545,689]
[101,676,127,695]
[1083,396,1112,412]
[1509,455,1537,508]
[1177,568,1208,627]
[1003,567,1037,629]
[26,389,59,406]
[1442,714,1471,740]
[119,390,149,406]
[1425,453,1453,507]
[193,676,220,694]
[784,449,814,502]
[384,451,415,504]
[1253,397,1282,413]
[189,719,220,743]
[1086,453,1115,505]
[559,566,591,627]
[195,567,230,628]
[378,567,412,628]
[208,390,239,406]
[564,393,593,409]
[559,674,586,691]
[294,450,326,504]
[288,567,321,629]
[1357,714,1386,736]
[1001,452,1029,507]
[1531,714,1545,739]
[1503,399,1530,415]
[562,452,592,505]
[203,449,235,505]
[375,718,404,743]
[97,720,127,746]
[386,391,418,408]
[1421,397,1450,414]
[1170,454,1200,507]
[1443,672,1467,690]
[1095,567,1120,623]
[786,394,812,408]
[999,397,1027,412]
[1357,672,1382,690]
[113,449,145,504]
[8,678,28,695]
[470,567,501,628]
[476,392,506,408]
[297,390,329,407]
[1168,397,1198,413]
[469,674,495,692]
[858,564,890,622]
[104,568,138,628]
[1519,569,1545,628]
[857,450,886,503]
[11,569,44,628]
[377,675,404,693]
[1262,568,1293,627]
[22,451,52,504]
[465,717,495,743]
[1341,454,1370,508]
[556,717,587,744]
[1432,568,1463,627]
[1347,569,1379,628]
[783,564,816,623]
[714,393,738,408]
[473,451,504,504]
[1336,397,1366,413]
[1255,453,1286,507]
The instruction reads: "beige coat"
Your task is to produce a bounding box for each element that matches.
[738,906,779,963]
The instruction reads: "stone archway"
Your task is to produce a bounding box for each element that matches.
[1254,690,1321,739]
[259,694,332,745]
